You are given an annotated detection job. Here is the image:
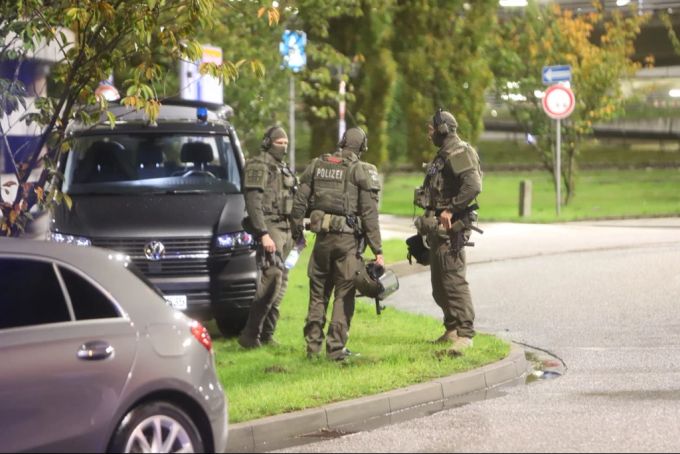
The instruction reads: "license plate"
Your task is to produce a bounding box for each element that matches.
[165,295,187,311]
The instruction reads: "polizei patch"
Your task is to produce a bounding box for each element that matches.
[315,167,345,180]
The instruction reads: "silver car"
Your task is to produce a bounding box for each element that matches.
[0,239,228,453]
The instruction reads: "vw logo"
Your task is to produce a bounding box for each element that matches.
[144,240,166,261]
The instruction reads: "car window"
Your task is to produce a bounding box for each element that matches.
[0,258,70,330]
[58,267,120,320]
[62,133,241,195]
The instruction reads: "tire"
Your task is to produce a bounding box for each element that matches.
[214,309,248,338]
[108,401,204,453]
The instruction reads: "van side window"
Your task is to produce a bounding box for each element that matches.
[0,258,70,330]
[59,267,120,320]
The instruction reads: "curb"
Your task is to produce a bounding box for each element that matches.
[225,343,529,453]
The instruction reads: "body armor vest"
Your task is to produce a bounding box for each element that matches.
[258,157,297,217]
[310,154,360,216]
[420,142,479,211]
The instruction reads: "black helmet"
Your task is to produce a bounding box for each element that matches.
[354,261,399,300]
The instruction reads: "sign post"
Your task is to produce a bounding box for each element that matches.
[338,80,347,141]
[542,65,572,85]
[279,30,307,172]
[542,83,575,216]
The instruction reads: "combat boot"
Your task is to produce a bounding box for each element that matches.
[237,333,262,349]
[431,329,458,344]
[448,336,473,356]
[261,336,280,347]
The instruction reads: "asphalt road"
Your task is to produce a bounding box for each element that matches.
[277,218,680,453]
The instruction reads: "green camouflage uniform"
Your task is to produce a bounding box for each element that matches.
[239,128,297,348]
[416,113,482,340]
[292,128,382,360]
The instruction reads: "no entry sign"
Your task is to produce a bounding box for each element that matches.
[542,84,575,120]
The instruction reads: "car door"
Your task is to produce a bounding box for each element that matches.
[0,257,137,453]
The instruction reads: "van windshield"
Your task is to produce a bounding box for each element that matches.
[63,133,242,195]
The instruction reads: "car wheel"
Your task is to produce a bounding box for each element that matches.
[109,401,204,453]
[214,309,248,338]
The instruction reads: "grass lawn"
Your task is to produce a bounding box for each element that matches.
[212,238,509,423]
[381,168,680,222]
[476,139,680,169]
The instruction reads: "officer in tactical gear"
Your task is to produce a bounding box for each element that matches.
[238,126,298,349]
[292,127,384,361]
[414,109,483,356]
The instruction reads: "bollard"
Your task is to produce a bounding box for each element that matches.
[519,180,532,217]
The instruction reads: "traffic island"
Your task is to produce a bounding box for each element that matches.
[226,343,528,452]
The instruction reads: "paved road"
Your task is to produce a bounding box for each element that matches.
[278,217,680,452]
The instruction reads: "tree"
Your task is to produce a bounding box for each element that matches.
[199,2,290,156]
[297,0,397,166]
[392,0,498,167]
[0,0,269,236]
[490,1,648,204]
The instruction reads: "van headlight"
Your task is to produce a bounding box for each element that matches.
[48,232,92,246]
[216,231,254,250]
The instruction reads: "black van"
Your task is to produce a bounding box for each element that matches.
[48,101,257,336]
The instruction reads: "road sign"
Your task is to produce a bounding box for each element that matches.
[542,65,572,85]
[279,30,307,72]
[179,44,224,105]
[542,84,575,120]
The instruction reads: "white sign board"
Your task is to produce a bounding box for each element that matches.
[542,84,575,120]
[179,45,224,105]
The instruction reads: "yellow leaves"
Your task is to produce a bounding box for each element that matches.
[528,43,539,59]
[644,54,655,69]
[257,7,280,26]
[121,96,137,108]
[98,1,115,20]
[249,60,266,78]
[144,99,160,122]
[62,193,73,210]
[34,186,44,203]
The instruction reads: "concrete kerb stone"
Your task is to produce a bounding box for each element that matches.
[225,343,528,453]
[251,408,328,452]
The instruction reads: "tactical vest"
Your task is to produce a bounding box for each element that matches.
[310,154,360,216]
[418,141,481,211]
[244,154,297,217]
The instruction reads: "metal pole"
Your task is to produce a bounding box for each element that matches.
[289,75,296,173]
[338,80,346,141]
[556,118,561,216]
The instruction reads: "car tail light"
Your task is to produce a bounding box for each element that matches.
[190,320,212,352]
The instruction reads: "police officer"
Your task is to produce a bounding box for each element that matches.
[292,127,383,361]
[415,109,482,356]
[238,126,297,349]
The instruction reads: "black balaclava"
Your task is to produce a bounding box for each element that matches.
[339,127,368,156]
[262,126,288,161]
[431,109,458,147]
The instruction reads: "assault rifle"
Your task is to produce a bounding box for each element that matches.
[448,203,483,255]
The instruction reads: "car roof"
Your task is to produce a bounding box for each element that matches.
[69,101,235,133]
[0,238,175,322]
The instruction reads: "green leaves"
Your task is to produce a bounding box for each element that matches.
[489,0,648,204]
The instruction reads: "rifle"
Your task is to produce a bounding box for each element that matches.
[448,203,483,255]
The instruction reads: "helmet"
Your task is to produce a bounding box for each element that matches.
[338,127,368,154]
[261,126,288,150]
[354,261,399,300]
[432,108,458,135]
